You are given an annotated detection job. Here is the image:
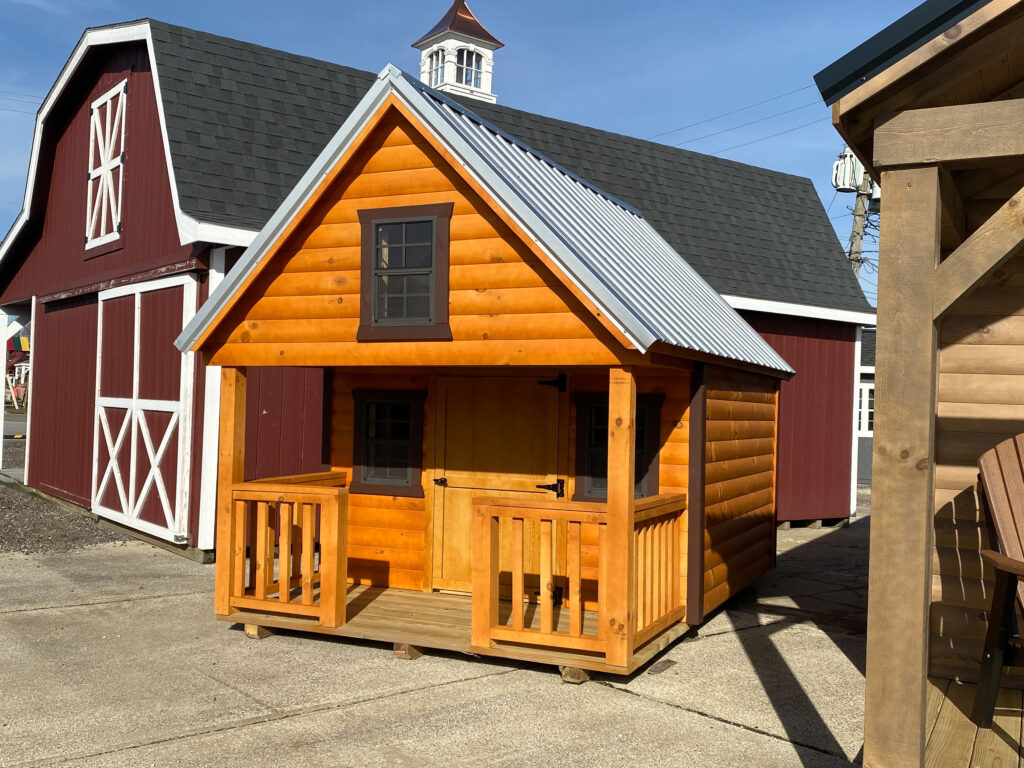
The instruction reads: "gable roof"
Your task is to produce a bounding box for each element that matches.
[814,0,988,106]
[176,67,793,376]
[2,19,872,323]
[411,0,504,49]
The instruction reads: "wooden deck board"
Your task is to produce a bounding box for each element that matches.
[925,677,1024,767]
[221,584,688,674]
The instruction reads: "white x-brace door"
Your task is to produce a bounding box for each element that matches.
[91,274,197,543]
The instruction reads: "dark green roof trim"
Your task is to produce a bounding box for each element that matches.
[815,0,988,106]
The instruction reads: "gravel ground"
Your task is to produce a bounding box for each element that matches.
[0,440,128,554]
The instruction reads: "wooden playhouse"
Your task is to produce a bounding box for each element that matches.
[177,66,792,673]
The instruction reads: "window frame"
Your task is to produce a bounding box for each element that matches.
[429,49,445,87]
[356,203,453,342]
[85,77,128,255]
[572,391,664,502]
[857,381,875,437]
[456,48,483,88]
[350,389,427,498]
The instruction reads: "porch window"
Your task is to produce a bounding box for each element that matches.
[86,78,128,252]
[351,390,426,497]
[573,392,663,500]
[357,203,453,341]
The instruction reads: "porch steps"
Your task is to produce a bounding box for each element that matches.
[221,584,689,675]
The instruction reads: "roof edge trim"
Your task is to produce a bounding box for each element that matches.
[724,294,877,325]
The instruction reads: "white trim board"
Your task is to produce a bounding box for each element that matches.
[724,295,877,326]
[0,21,254,272]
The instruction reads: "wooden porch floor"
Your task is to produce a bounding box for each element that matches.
[221,584,689,675]
[926,677,1024,767]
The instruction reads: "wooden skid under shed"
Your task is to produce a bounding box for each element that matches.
[222,584,690,675]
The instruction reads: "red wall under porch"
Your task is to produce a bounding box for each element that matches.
[741,311,857,522]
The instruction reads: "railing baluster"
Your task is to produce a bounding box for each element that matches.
[568,521,582,637]
[512,517,524,631]
[302,502,314,606]
[278,500,291,604]
[291,503,301,581]
[255,501,269,600]
[598,523,607,639]
[247,501,257,592]
[654,520,662,619]
[540,519,553,634]
[232,499,246,599]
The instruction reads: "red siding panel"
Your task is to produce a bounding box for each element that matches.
[28,296,98,506]
[137,286,183,401]
[741,311,856,521]
[244,367,327,482]
[99,295,133,398]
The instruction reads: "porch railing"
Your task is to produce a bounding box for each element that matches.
[224,471,348,628]
[471,492,686,666]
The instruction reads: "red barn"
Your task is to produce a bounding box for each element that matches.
[0,16,871,554]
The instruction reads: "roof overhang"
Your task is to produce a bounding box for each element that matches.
[0,19,256,275]
[723,295,877,326]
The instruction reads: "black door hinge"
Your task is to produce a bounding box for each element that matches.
[535,479,565,498]
[538,373,567,392]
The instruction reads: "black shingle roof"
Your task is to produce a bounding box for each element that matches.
[861,327,876,368]
[148,20,871,315]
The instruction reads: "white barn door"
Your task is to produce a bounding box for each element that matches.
[91,274,196,543]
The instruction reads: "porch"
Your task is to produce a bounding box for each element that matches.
[215,464,689,673]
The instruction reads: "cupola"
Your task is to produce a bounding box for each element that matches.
[412,0,503,104]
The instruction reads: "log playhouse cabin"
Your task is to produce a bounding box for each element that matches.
[175,66,793,673]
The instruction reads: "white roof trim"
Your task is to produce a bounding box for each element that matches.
[0,20,255,271]
[723,295,877,326]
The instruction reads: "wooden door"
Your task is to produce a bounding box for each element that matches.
[432,376,560,591]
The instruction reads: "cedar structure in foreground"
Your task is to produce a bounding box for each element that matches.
[817,0,1024,764]
[177,67,792,673]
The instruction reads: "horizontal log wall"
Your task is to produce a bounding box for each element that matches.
[207,110,625,368]
[931,253,1024,685]
[703,367,778,613]
[330,371,430,591]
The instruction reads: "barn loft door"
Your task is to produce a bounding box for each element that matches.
[91,275,197,543]
[432,376,560,592]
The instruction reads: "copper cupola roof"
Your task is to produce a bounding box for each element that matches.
[412,0,504,49]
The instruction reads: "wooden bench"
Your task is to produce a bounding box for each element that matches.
[972,434,1024,727]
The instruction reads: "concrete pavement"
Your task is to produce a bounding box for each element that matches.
[0,496,868,767]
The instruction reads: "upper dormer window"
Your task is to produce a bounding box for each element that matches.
[456,49,483,89]
[86,78,127,250]
[428,50,445,87]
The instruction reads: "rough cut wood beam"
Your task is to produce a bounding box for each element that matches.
[939,169,966,247]
[875,99,1024,168]
[863,167,941,768]
[933,184,1024,319]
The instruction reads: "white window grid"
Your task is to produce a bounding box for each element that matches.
[429,50,445,87]
[456,48,483,89]
[86,78,127,250]
[857,382,875,437]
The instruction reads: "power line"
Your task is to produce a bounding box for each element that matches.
[0,94,41,106]
[0,88,44,100]
[646,84,816,140]
[710,117,829,155]
[825,190,839,215]
[671,101,822,147]
[0,106,36,115]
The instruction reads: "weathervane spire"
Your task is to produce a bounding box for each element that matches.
[412,0,503,103]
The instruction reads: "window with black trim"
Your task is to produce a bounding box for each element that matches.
[351,390,426,497]
[573,392,663,500]
[357,203,453,341]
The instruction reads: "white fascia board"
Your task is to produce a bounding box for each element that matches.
[860,365,876,375]
[0,21,257,274]
[724,295,877,326]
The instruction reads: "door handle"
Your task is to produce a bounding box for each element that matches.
[535,479,565,498]
[433,477,448,487]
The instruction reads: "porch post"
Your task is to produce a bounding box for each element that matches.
[605,366,637,668]
[863,167,940,768]
[214,366,246,616]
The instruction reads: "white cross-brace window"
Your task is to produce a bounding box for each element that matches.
[86,78,127,250]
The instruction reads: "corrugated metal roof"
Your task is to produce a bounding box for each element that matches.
[178,66,792,375]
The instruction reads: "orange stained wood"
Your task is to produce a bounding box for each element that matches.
[197,95,642,367]
[432,375,561,591]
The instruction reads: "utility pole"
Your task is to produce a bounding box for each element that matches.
[847,169,872,278]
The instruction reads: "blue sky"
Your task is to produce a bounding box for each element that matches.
[0,0,926,307]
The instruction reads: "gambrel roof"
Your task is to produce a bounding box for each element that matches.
[177,67,793,375]
[1,19,873,324]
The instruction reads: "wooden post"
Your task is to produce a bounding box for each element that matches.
[471,504,499,647]
[214,366,246,616]
[685,364,707,627]
[605,366,637,668]
[863,166,941,768]
[319,488,348,628]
